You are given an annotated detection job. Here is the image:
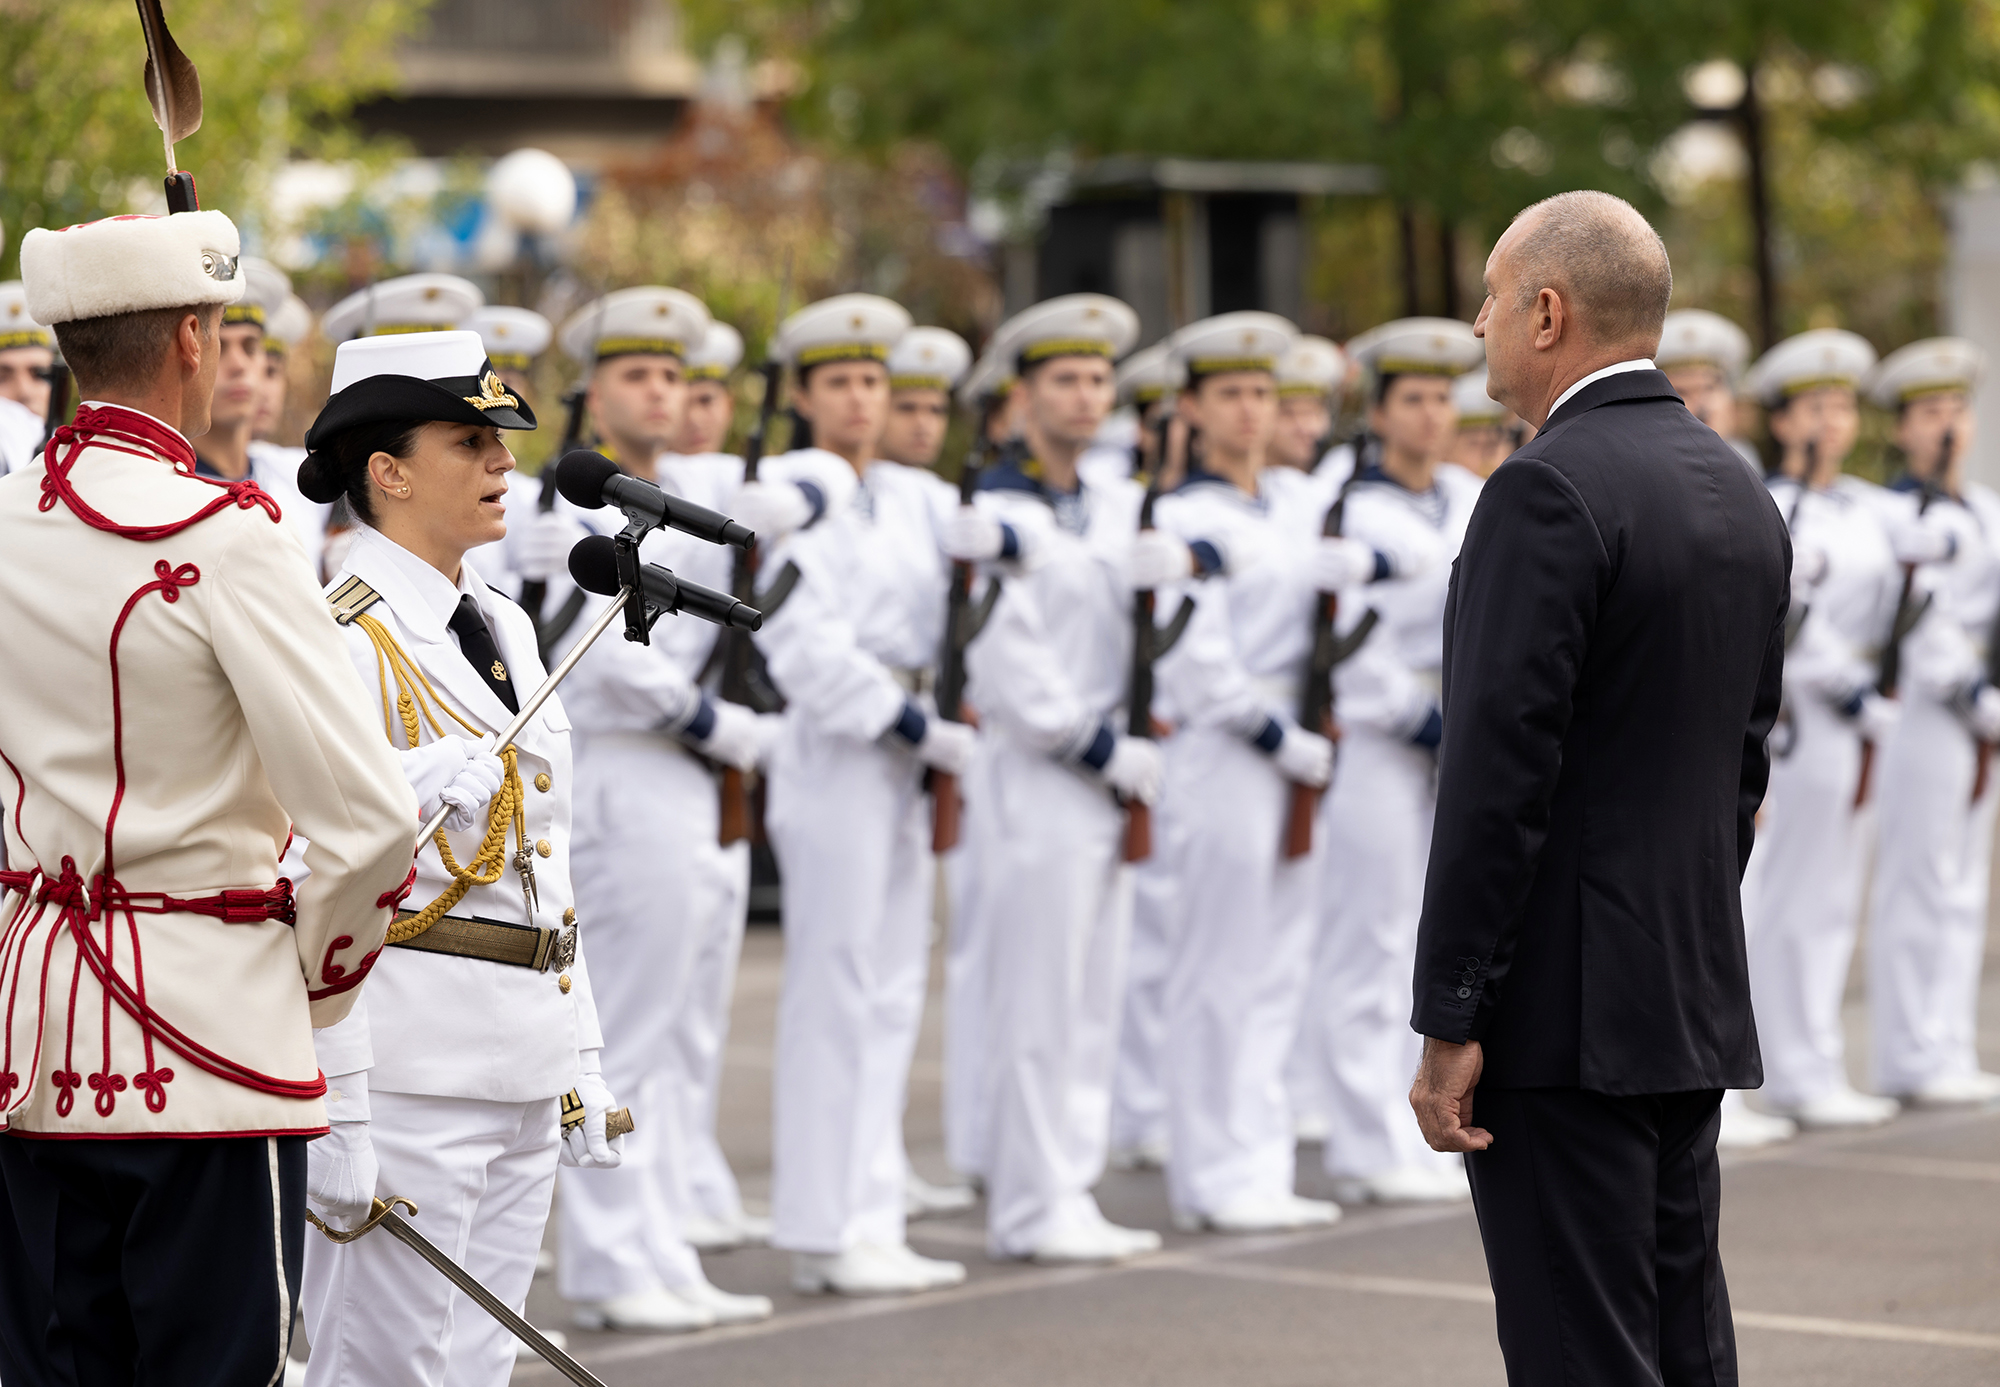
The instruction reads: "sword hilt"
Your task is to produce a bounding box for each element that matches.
[559,1090,634,1141]
[305,1194,418,1244]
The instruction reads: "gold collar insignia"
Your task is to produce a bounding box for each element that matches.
[464,370,520,412]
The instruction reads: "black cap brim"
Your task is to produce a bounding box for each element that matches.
[305,372,537,450]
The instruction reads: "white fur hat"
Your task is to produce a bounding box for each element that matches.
[21,211,244,325]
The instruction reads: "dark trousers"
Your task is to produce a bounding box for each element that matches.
[0,1132,307,1387]
[1465,1087,1736,1387]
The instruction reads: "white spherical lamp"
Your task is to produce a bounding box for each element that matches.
[487,148,578,238]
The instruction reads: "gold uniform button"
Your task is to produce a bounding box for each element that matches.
[558,974,572,994]
[535,773,551,793]
[563,907,577,926]
[535,839,552,858]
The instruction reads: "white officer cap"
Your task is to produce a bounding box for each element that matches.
[264,295,313,356]
[1452,369,1507,425]
[686,321,745,381]
[21,211,244,325]
[467,305,553,371]
[1115,341,1183,408]
[1345,316,1484,380]
[321,273,483,344]
[1170,311,1299,380]
[957,349,1015,411]
[222,256,292,332]
[1276,335,1347,398]
[989,294,1140,376]
[0,281,51,351]
[888,326,972,393]
[558,287,711,366]
[1743,329,1878,408]
[1655,309,1751,379]
[1864,337,1984,411]
[776,293,912,372]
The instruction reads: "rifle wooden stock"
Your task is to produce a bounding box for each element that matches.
[1281,781,1320,860]
[1122,800,1152,864]
[718,766,751,845]
[1975,740,1993,805]
[1853,738,1875,810]
[930,770,961,854]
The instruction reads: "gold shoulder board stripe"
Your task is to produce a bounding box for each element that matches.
[327,575,383,625]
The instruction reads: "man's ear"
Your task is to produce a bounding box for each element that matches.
[178,312,206,374]
[1534,289,1565,351]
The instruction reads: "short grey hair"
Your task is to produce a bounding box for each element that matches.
[1508,191,1672,348]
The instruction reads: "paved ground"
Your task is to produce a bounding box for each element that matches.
[497,925,2000,1387]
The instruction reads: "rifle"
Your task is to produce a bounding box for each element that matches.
[1123,409,1196,862]
[1977,586,2000,804]
[1862,429,1952,807]
[523,384,591,662]
[38,357,71,451]
[930,420,1000,853]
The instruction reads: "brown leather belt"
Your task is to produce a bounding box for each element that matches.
[388,909,567,972]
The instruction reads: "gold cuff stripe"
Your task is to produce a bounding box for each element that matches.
[796,342,890,366]
[1020,338,1115,364]
[595,336,684,360]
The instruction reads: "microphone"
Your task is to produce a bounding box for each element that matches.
[554,450,754,550]
[568,534,762,632]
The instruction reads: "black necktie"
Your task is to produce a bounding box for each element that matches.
[448,594,519,714]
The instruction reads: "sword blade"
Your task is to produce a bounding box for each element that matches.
[377,1210,608,1387]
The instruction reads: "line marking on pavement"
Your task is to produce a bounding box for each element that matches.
[1731,1311,2000,1352]
[1781,1151,2000,1183]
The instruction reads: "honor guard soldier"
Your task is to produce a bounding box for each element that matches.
[1446,370,1525,480]
[547,289,779,1332]
[959,347,1023,455]
[0,211,415,1386]
[678,318,744,456]
[882,326,971,468]
[1095,342,1184,497]
[250,291,331,579]
[295,330,624,1384]
[1740,328,1904,1130]
[1291,316,1478,1205]
[1271,335,1346,474]
[733,294,981,1296]
[1657,308,1758,467]
[1862,338,2000,1108]
[0,281,53,474]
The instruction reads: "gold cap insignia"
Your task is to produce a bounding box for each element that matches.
[464,370,520,412]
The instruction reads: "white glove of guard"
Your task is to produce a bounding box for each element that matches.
[1889,514,1954,566]
[1856,692,1902,743]
[1308,535,1380,591]
[1974,685,2000,742]
[1127,530,1193,590]
[730,480,814,542]
[693,701,780,771]
[1790,541,1829,599]
[306,1114,378,1231]
[519,511,591,583]
[914,716,976,776]
[401,739,507,833]
[1272,725,1335,788]
[560,1057,625,1170]
[941,505,1006,562]
[1100,735,1164,805]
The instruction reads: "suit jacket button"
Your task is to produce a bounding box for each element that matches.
[536,839,552,858]
[1457,987,1472,999]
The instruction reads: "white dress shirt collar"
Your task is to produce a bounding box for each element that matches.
[1549,358,1656,419]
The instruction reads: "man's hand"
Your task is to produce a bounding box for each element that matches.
[1410,1036,1493,1153]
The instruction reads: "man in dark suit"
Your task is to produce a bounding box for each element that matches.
[1408,190,1790,1386]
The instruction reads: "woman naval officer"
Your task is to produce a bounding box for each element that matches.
[295,330,624,1387]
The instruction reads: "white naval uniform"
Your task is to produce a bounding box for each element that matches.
[304,527,603,1387]
[1295,464,1472,1184]
[247,439,331,577]
[753,449,952,1254]
[1743,475,1898,1108]
[0,394,41,476]
[961,462,1144,1255]
[1866,482,2000,1095]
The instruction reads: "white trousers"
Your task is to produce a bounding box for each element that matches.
[303,1091,558,1387]
[766,726,933,1253]
[558,734,744,1301]
[1163,729,1320,1216]
[1298,728,1454,1180]
[1109,834,1180,1155]
[971,740,1133,1254]
[942,757,989,1180]
[1746,696,1874,1106]
[1868,696,1997,1093]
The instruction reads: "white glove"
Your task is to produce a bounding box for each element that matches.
[401,739,507,833]
[914,716,976,776]
[1308,535,1380,591]
[1856,692,1902,743]
[941,505,1006,562]
[560,1057,625,1170]
[730,480,814,541]
[519,511,590,583]
[692,700,779,771]
[1100,735,1164,805]
[1271,724,1335,788]
[1128,530,1193,590]
[306,1117,378,1231]
[1889,514,1954,565]
[1973,685,2000,742]
[1790,541,1829,598]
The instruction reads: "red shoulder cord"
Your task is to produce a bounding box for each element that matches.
[38,403,282,537]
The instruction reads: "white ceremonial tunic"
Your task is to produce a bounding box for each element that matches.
[753,450,953,1254]
[1866,482,2000,1094]
[304,526,603,1387]
[1744,475,1898,1108]
[0,405,414,1138]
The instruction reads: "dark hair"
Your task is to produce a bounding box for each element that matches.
[297,418,426,525]
[786,406,815,452]
[53,303,222,394]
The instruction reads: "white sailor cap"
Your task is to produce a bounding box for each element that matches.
[264,295,313,355]
[1345,316,1484,379]
[222,256,292,332]
[304,329,536,456]
[467,306,553,371]
[1171,312,1299,379]
[776,293,912,371]
[989,294,1139,376]
[322,273,483,344]
[1743,329,1878,408]
[1865,337,1984,410]
[888,327,972,393]
[686,322,745,381]
[1276,335,1347,397]
[957,349,1015,411]
[21,211,244,325]
[558,287,711,366]
[1452,369,1507,425]
[0,281,50,351]
[1655,309,1751,379]
[1114,341,1183,407]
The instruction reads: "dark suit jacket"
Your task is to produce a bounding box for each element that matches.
[1411,367,1789,1094]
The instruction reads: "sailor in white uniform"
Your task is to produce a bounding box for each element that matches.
[0,280,54,476]
[882,326,971,470]
[1271,335,1345,478]
[1862,339,2000,1109]
[1445,369,1525,481]
[1291,317,1479,1205]
[1740,329,1906,1131]
[295,331,625,1385]
[246,290,327,572]
[1314,318,1470,490]
[1657,309,1760,471]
